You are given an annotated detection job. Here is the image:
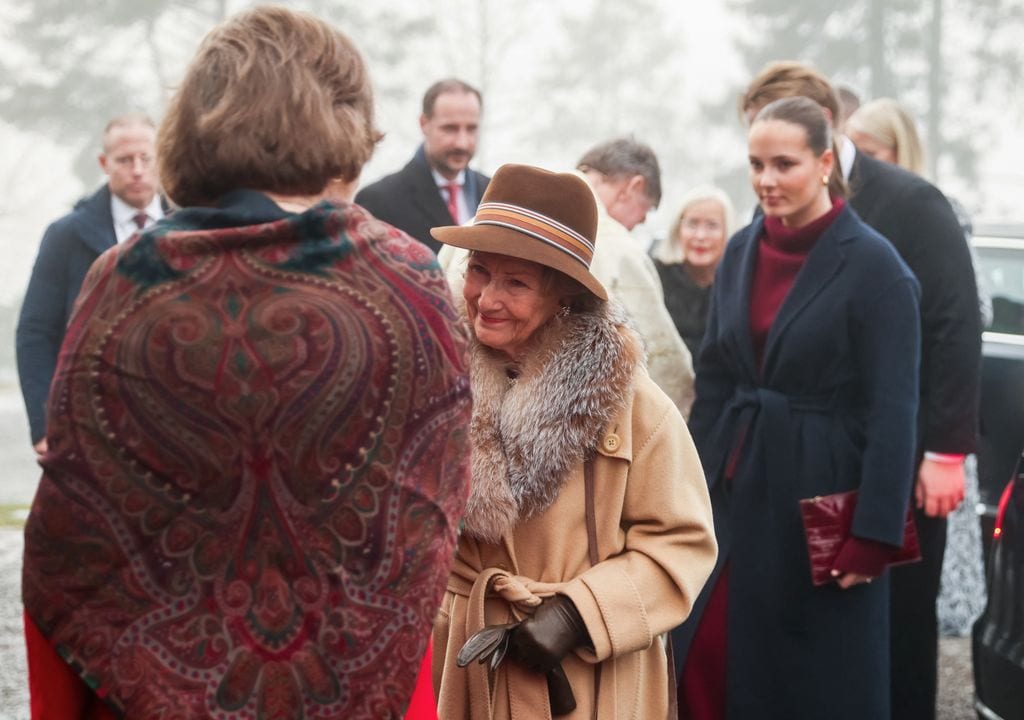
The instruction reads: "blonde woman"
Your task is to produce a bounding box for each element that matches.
[651,186,735,357]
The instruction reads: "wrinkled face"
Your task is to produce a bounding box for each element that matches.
[463,252,560,359]
[748,119,833,228]
[99,123,158,210]
[420,91,481,180]
[679,199,727,270]
[848,129,897,165]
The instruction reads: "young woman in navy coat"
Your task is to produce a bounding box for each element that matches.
[672,96,922,719]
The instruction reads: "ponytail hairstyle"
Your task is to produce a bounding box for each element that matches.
[753,96,848,198]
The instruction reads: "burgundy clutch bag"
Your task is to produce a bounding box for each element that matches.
[799,490,921,586]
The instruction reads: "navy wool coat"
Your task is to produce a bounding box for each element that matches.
[16,185,117,444]
[675,206,921,719]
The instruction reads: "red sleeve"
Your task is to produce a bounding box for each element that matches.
[403,639,438,720]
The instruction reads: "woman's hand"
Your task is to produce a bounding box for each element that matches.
[508,594,590,673]
[831,535,887,589]
[830,570,875,589]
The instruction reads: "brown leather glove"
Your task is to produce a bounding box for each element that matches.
[509,594,590,674]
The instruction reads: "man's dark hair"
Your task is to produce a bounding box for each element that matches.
[576,137,662,207]
[422,78,482,118]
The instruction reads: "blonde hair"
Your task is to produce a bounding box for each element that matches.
[653,185,736,265]
[158,5,381,207]
[847,98,925,176]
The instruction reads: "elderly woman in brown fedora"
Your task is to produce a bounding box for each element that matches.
[430,163,717,719]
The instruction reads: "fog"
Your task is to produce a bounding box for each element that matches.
[0,0,1022,348]
[0,3,1019,716]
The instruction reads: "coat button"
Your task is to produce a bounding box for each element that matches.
[603,434,620,451]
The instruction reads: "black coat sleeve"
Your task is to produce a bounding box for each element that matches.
[16,221,73,443]
[872,182,981,454]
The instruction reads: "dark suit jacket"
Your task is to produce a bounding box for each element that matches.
[354,145,489,253]
[848,151,981,454]
[16,185,116,443]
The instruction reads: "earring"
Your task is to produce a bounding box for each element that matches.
[558,305,571,318]
[822,175,830,186]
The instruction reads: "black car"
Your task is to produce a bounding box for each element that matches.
[971,225,1024,720]
[972,227,1024,555]
[972,451,1024,720]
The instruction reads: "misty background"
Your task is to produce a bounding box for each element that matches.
[0,2,1019,716]
[0,0,1022,418]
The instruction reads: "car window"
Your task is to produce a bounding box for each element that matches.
[975,245,1024,335]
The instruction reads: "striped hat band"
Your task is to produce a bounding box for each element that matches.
[473,201,595,269]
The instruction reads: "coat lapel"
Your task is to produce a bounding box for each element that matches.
[726,221,762,380]
[75,185,117,256]
[406,155,456,227]
[761,209,854,372]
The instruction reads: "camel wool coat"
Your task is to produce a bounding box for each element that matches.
[433,304,717,720]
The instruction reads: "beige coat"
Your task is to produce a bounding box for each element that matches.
[433,306,716,720]
[436,173,695,418]
[580,172,695,418]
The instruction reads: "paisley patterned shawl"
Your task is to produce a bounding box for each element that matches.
[22,190,472,719]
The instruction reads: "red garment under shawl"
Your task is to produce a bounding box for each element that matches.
[21,191,471,719]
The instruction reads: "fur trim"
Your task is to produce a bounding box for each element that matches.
[463,302,643,542]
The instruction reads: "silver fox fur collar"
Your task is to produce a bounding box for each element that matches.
[463,302,644,542]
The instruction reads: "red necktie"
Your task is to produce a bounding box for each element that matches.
[133,212,148,230]
[445,183,461,224]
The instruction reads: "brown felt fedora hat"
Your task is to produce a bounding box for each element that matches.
[431,163,607,300]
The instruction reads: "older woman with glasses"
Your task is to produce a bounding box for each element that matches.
[652,186,736,358]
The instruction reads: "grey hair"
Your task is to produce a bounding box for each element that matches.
[576,136,662,207]
[422,78,482,117]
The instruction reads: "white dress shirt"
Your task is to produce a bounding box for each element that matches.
[431,168,469,225]
[111,194,164,244]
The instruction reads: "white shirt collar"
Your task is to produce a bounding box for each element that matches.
[431,169,469,224]
[431,168,466,188]
[111,193,164,243]
[838,135,856,182]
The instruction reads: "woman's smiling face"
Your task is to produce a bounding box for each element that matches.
[463,252,561,359]
[679,198,728,272]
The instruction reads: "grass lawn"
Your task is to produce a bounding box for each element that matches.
[0,505,28,529]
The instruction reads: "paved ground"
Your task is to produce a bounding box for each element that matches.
[939,636,975,720]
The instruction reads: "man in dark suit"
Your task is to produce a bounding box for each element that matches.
[740,62,981,720]
[16,113,163,454]
[355,78,489,253]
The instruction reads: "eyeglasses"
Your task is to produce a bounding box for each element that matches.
[682,218,724,234]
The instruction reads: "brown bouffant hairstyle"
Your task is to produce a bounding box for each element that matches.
[740,61,841,127]
[158,6,382,207]
[753,96,848,198]
[422,79,482,118]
